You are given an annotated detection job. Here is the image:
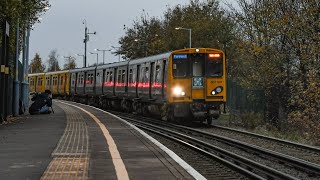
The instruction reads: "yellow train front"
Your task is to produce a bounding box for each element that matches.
[166,48,226,124]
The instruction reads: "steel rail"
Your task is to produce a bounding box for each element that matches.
[125,118,297,180]
[211,125,320,152]
[110,110,320,175]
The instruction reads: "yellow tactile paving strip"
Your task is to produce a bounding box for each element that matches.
[41,104,89,180]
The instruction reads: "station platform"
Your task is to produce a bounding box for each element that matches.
[0,100,198,180]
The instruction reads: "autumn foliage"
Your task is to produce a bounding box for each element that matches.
[119,0,320,142]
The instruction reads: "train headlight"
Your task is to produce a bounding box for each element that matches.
[216,87,222,93]
[173,87,182,95]
[211,86,223,95]
[173,87,185,96]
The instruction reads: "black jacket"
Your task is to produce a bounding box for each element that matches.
[29,93,52,112]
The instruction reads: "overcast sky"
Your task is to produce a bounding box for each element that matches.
[29,0,233,68]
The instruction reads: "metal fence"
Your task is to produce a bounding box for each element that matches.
[226,80,265,117]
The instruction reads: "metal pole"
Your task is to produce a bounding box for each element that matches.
[13,19,20,116]
[103,50,105,64]
[21,27,31,109]
[118,54,120,62]
[96,53,98,65]
[189,29,192,48]
[84,26,87,68]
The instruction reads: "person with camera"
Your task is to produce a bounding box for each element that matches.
[29,90,53,115]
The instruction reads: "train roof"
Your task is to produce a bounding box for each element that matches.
[28,72,45,77]
[69,66,97,73]
[128,52,171,65]
[96,61,129,70]
[45,70,70,75]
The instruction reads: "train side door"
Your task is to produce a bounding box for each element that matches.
[149,62,155,99]
[162,60,167,99]
[113,68,117,96]
[136,65,140,98]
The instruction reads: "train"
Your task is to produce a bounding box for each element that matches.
[28,48,226,124]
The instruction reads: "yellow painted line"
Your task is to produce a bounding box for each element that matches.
[58,101,130,180]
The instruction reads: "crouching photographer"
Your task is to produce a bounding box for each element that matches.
[29,90,53,115]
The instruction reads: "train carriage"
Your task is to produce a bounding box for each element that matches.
[166,48,226,123]
[45,70,70,96]
[28,73,45,93]
[28,47,226,124]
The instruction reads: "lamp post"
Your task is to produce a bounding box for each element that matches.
[90,52,99,65]
[83,19,96,68]
[175,27,192,48]
[94,49,108,64]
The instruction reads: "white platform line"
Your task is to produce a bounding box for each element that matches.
[58,101,130,180]
[56,100,206,180]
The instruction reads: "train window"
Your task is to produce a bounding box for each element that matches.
[122,70,126,83]
[105,71,109,82]
[37,78,41,86]
[96,72,101,85]
[206,56,223,77]
[155,65,161,83]
[172,56,189,78]
[129,69,133,84]
[81,74,84,85]
[144,67,149,83]
[72,74,75,85]
[60,76,64,85]
[117,70,122,84]
[109,71,113,82]
[192,54,205,77]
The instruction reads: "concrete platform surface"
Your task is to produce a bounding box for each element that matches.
[0,100,198,180]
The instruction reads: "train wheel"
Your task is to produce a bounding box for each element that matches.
[207,117,213,125]
[141,104,149,116]
[166,108,174,122]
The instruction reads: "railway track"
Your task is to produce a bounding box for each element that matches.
[204,125,320,164]
[109,111,320,179]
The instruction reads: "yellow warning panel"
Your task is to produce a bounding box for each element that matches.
[1,65,5,72]
[5,67,9,74]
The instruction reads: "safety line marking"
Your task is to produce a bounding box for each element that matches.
[58,101,130,180]
[56,100,206,180]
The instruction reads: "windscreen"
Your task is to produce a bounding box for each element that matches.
[172,54,189,78]
[172,53,223,78]
[191,54,205,77]
[206,53,223,77]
